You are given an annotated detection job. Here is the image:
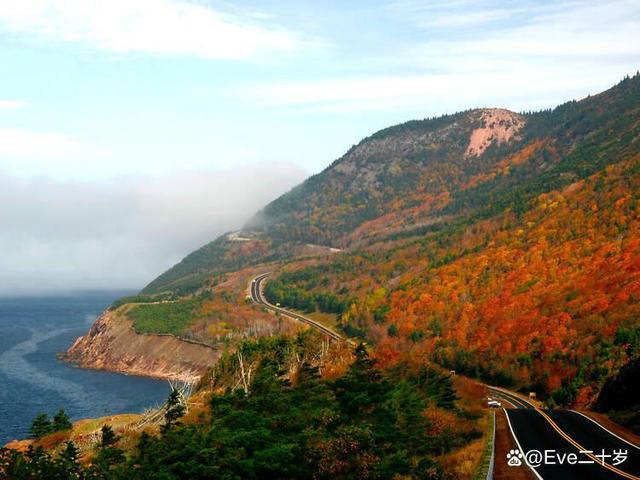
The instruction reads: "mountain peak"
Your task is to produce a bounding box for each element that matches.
[464,108,524,158]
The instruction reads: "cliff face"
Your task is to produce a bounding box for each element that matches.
[65,310,218,382]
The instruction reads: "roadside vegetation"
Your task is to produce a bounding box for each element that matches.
[264,267,350,315]
[1,335,484,480]
[595,356,640,433]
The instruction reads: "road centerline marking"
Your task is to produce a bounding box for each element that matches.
[569,410,640,451]
[494,386,638,479]
[534,408,639,479]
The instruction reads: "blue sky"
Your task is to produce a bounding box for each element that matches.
[1,0,639,180]
[0,0,639,293]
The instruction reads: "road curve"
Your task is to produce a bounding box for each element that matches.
[249,273,348,343]
[488,386,639,479]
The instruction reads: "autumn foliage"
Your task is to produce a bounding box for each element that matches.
[346,157,640,403]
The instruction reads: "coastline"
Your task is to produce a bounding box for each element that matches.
[64,309,218,384]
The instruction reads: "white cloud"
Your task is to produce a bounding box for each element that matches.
[238,0,640,112]
[0,0,305,60]
[0,127,108,181]
[0,126,289,181]
[399,7,514,29]
[0,128,85,158]
[0,163,307,295]
[0,100,28,110]
[236,68,615,113]
[391,0,640,59]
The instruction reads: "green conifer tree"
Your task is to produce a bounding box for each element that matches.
[52,408,73,431]
[162,388,186,433]
[57,441,82,479]
[30,413,52,439]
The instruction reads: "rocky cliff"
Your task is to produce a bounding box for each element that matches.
[65,310,218,382]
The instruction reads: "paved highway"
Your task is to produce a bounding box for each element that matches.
[249,273,348,342]
[489,386,639,479]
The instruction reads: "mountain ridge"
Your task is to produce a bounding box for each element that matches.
[143,74,640,295]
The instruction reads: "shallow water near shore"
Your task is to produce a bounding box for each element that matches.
[0,292,170,444]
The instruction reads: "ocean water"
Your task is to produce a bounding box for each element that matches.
[0,292,171,444]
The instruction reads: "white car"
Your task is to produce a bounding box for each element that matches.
[487,399,502,408]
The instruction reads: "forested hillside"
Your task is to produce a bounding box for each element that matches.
[119,74,640,407]
[298,155,640,406]
[146,74,640,295]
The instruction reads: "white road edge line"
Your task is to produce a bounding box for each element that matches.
[491,391,526,409]
[491,386,537,408]
[493,393,520,409]
[490,387,530,409]
[503,408,544,480]
[570,409,640,451]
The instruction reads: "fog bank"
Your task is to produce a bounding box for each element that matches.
[0,163,306,296]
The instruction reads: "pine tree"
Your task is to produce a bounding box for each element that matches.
[136,431,152,459]
[59,440,79,462]
[332,343,389,418]
[30,413,52,439]
[26,445,53,474]
[162,388,186,433]
[57,441,82,479]
[52,408,73,431]
[93,425,125,471]
[419,367,458,410]
[100,425,118,448]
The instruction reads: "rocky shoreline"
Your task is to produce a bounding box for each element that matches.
[64,310,218,383]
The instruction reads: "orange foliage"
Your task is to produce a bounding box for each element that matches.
[329,156,640,395]
[462,140,546,190]
[423,406,459,437]
[377,157,640,392]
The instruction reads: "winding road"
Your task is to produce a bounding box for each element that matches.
[249,273,347,342]
[489,386,640,479]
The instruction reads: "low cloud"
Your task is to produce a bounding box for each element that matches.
[0,164,307,296]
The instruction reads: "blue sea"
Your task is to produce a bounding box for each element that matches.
[0,292,170,444]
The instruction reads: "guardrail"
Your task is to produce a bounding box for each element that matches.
[474,410,496,480]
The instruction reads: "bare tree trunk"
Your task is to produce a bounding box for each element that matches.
[237,350,250,395]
